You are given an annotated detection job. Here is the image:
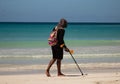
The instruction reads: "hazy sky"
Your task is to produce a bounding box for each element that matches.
[0,0,120,22]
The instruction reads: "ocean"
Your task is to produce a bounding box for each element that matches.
[0,22,120,65]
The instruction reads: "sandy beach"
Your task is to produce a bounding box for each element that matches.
[0,72,120,84]
[0,63,120,84]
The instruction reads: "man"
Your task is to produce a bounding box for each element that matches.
[46,18,69,77]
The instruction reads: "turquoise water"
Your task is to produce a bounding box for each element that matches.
[0,22,120,65]
[0,23,120,48]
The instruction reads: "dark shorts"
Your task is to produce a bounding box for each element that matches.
[51,45,63,59]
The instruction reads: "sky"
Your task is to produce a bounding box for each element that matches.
[0,0,120,22]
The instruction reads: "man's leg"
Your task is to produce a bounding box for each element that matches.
[46,59,56,77]
[57,59,65,76]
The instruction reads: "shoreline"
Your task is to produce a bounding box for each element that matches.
[0,59,120,84]
[0,63,120,75]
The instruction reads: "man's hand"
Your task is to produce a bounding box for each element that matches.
[64,47,69,52]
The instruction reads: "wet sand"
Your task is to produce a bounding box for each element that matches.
[0,63,120,84]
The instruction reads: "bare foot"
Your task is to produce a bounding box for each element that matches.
[46,70,51,77]
[58,73,65,77]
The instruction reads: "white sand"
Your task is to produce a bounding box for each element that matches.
[0,63,120,84]
[0,72,120,84]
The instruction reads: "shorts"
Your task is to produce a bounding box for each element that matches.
[51,45,63,59]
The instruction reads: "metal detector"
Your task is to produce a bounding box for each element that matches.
[69,51,84,75]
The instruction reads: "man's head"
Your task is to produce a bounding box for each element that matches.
[58,18,68,28]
